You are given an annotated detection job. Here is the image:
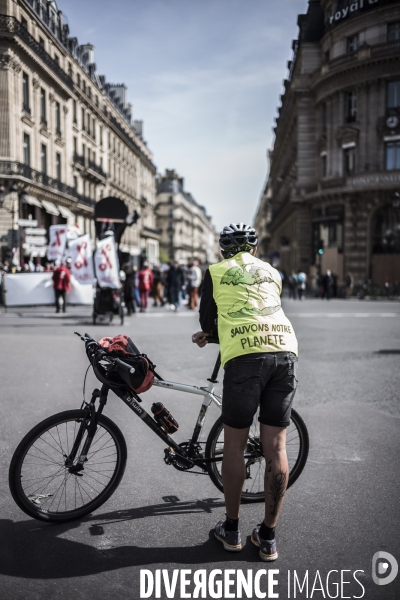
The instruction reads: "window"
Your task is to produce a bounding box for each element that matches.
[23,133,30,166]
[21,16,28,29]
[343,147,355,175]
[55,101,61,135]
[385,141,400,171]
[73,136,77,154]
[82,143,86,164]
[321,154,327,178]
[40,144,47,174]
[344,91,357,123]
[88,87,91,100]
[108,132,111,149]
[68,62,72,77]
[87,112,90,134]
[82,80,86,94]
[347,34,359,53]
[387,81,400,110]
[55,153,61,180]
[388,22,400,41]
[39,37,45,47]
[81,107,85,131]
[100,125,103,147]
[76,73,80,87]
[54,54,59,65]
[95,96,99,107]
[324,50,330,63]
[22,72,30,113]
[92,117,96,140]
[73,176,78,191]
[73,99,77,123]
[40,88,46,124]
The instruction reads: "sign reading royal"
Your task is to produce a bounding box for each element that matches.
[329,0,387,27]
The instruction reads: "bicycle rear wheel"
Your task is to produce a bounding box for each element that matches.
[205,408,309,502]
[9,410,127,522]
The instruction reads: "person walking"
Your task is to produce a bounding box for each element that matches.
[188,260,203,310]
[166,261,184,312]
[152,265,165,307]
[322,269,333,300]
[346,272,354,299]
[123,264,137,315]
[297,270,307,300]
[192,223,298,561]
[52,261,71,313]
[138,261,154,313]
[288,271,297,299]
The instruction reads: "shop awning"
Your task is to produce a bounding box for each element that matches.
[24,195,42,208]
[41,200,60,216]
[57,205,75,219]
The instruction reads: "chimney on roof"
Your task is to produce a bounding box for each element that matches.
[133,119,143,137]
[109,84,128,108]
[80,44,95,65]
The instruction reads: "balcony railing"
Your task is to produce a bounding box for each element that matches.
[0,160,76,197]
[0,15,73,88]
[73,153,85,167]
[88,160,107,179]
[76,194,95,207]
[320,177,346,189]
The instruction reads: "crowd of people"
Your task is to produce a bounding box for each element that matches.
[0,260,58,274]
[121,260,204,314]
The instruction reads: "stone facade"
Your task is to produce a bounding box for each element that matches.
[255,0,400,287]
[0,0,158,266]
[156,169,218,265]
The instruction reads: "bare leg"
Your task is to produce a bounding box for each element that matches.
[260,424,288,527]
[221,424,250,519]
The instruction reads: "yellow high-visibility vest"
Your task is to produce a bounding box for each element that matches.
[209,252,298,367]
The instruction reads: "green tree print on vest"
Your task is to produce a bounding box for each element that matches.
[221,264,281,318]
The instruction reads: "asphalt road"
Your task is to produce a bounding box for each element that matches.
[0,298,399,600]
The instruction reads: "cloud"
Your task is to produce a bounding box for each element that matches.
[61,0,308,229]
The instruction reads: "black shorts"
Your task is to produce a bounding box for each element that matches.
[222,352,298,429]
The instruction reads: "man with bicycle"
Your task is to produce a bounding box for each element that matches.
[192,223,298,561]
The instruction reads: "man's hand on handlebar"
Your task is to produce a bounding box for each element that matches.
[192,331,210,348]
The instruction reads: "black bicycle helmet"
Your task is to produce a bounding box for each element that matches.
[219,223,258,257]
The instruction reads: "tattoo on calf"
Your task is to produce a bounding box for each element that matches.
[268,470,287,517]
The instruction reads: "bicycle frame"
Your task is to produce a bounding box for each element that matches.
[69,347,261,475]
[112,354,224,471]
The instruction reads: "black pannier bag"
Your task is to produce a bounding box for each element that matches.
[95,335,155,393]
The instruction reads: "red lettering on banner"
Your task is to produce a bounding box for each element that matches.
[75,241,88,269]
[99,244,112,271]
[51,229,66,247]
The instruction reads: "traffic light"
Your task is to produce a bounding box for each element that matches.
[317,239,324,255]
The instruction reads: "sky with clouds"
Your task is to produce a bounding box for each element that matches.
[62,0,308,230]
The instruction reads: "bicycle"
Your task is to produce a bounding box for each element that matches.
[9,332,309,523]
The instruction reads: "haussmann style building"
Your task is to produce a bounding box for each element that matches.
[254,0,400,289]
[156,169,218,265]
[0,0,159,267]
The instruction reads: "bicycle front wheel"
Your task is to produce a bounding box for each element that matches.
[9,410,127,522]
[205,408,309,502]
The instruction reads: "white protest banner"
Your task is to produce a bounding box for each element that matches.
[69,234,95,285]
[94,236,120,289]
[47,225,68,262]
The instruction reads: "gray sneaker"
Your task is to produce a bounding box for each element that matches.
[214,520,242,552]
[251,526,278,561]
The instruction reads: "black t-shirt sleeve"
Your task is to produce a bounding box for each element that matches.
[199,269,218,333]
